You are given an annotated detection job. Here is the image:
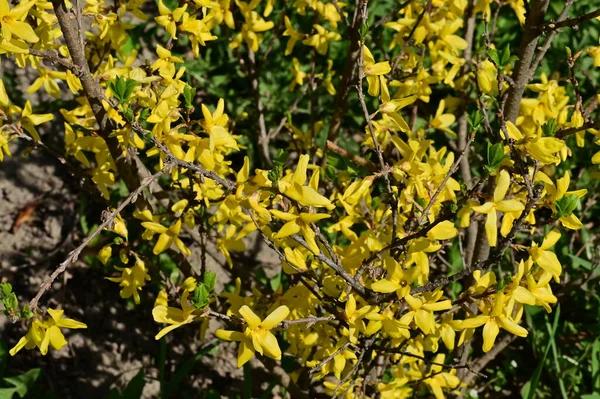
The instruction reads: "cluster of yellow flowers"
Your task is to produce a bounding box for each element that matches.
[1,0,594,397]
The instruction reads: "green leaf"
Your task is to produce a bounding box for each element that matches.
[359,22,370,39]
[192,284,209,309]
[592,338,600,391]
[269,271,282,292]
[122,370,146,399]
[0,283,12,298]
[108,77,138,104]
[487,142,507,170]
[183,85,196,109]
[0,369,41,399]
[500,45,511,67]
[467,110,483,132]
[268,150,288,185]
[567,254,594,271]
[109,369,146,399]
[555,195,579,219]
[542,119,559,136]
[203,271,217,292]
[522,305,560,399]
[2,293,18,311]
[19,305,33,319]
[488,48,500,66]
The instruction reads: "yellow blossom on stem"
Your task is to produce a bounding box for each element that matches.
[277,154,334,209]
[282,16,304,55]
[215,305,289,367]
[0,0,38,43]
[141,218,191,256]
[106,256,151,304]
[363,45,391,97]
[528,229,562,282]
[460,292,528,352]
[10,309,87,356]
[472,169,524,247]
[155,0,187,39]
[271,208,329,254]
[153,279,198,340]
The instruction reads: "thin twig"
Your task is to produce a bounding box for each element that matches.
[417,133,476,225]
[29,166,170,310]
[543,7,600,31]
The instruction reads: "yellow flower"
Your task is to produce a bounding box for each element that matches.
[21,101,53,142]
[0,132,11,161]
[98,245,112,265]
[430,99,456,137]
[371,255,419,299]
[461,292,528,352]
[106,256,151,304]
[155,0,187,39]
[363,45,391,97]
[472,170,524,247]
[505,121,565,165]
[0,0,38,43]
[215,305,290,367]
[537,171,586,230]
[141,218,191,256]
[344,294,383,343]
[302,24,340,55]
[422,354,460,399]
[153,281,197,340]
[277,154,334,209]
[151,44,184,72]
[477,60,498,94]
[402,291,452,334]
[271,209,329,254]
[282,16,304,55]
[529,229,562,282]
[10,309,87,356]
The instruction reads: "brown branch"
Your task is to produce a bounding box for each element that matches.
[412,184,542,295]
[309,341,352,375]
[373,345,486,378]
[529,0,575,79]
[417,133,475,225]
[279,316,335,329]
[329,0,348,26]
[51,0,143,198]
[291,234,369,297]
[355,2,397,240]
[544,7,600,31]
[390,0,432,74]
[555,120,600,139]
[503,0,551,123]
[461,334,516,386]
[326,140,378,171]
[327,0,367,141]
[247,49,271,167]
[29,166,170,310]
[370,0,414,30]
[28,49,82,75]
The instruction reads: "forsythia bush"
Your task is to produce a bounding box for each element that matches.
[1,0,599,396]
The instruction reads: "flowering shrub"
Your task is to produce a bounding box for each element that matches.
[1,0,600,397]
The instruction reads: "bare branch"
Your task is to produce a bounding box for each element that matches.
[544,7,600,31]
[29,166,170,310]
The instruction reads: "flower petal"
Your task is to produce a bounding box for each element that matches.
[237,339,255,367]
[259,330,282,359]
[494,170,510,202]
[260,305,290,329]
[482,319,499,352]
[239,305,261,329]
